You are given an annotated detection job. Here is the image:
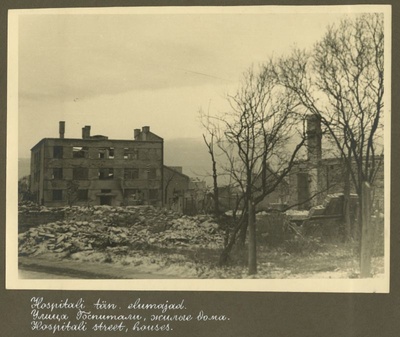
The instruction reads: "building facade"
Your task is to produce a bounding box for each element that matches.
[287,115,384,212]
[162,167,210,214]
[163,166,190,212]
[30,122,163,207]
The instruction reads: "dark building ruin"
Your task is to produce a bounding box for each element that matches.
[30,122,163,207]
[288,115,384,212]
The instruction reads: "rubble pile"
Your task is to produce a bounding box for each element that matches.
[18,205,224,257]
[19,201,66,232]
[63,205,188,231]
[149,217,223,248]
[18,201,66,215]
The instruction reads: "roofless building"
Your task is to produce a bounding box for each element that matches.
[30,122,163,207]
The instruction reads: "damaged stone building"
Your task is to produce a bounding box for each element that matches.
[30,122,163,207]
[287,115,384,212]
[163,166,208,214]
[163,166,190,212]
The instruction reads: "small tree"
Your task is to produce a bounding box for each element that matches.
[200,114,221,216]
[163,167,177,205]
[202,64,306,274]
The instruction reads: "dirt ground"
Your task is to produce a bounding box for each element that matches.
[19,242,385,279]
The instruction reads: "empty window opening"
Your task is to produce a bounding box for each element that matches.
[100,196,112,205]
[73,168,89,180]
[123,148,139,159]
[124,168,139,180]
[99,168,114,180]
[124,189,143,205]
[101,189,112,193]
[73,146,88,158]
[52,190,63,201]
[98,147,114,159]
[53,146,63,159]
[98,148,106,159]
[77,189,88,201]
[52,168,63,180]
[108,147,114,159]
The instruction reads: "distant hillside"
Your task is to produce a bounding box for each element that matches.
[164,138,213,184]
[164,138,235,186]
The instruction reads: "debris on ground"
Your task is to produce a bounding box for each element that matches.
[18,205,224,257]
[18,202,385,279]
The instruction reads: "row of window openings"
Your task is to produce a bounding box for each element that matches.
[54,146,144,159]
[51,168,156,180]
[52,189,159,201]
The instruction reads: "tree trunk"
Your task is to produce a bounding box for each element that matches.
[248,200,257,275]
[219,216,246,265]
[212,156,220,216]
[237,213,248,247]
[360,181,372,278]
[343,162,352,241]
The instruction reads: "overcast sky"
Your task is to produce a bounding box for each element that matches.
[16,8,354,158]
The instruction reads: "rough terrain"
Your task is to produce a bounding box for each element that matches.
[18,203,385,279]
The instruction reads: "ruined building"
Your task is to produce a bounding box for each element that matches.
[163,167,208,214]
[30,122,163,207]
[163,166,190,212]
[288,115,384,212]
[287,115,323,209]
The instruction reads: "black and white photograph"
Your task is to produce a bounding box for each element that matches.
[6,5,391,292]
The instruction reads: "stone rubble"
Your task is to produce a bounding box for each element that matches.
[18,205,224,257]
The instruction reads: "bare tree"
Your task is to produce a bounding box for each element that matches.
[200,111,221,216]
[274,14,384,244]
[163,168,177,205]
[202,64,306,274]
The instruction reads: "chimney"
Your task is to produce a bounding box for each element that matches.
[82,125,91,139]
[59,121,65,139]
[142,126,150,141]
[306,115,322,162]
[134,129,140,140]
